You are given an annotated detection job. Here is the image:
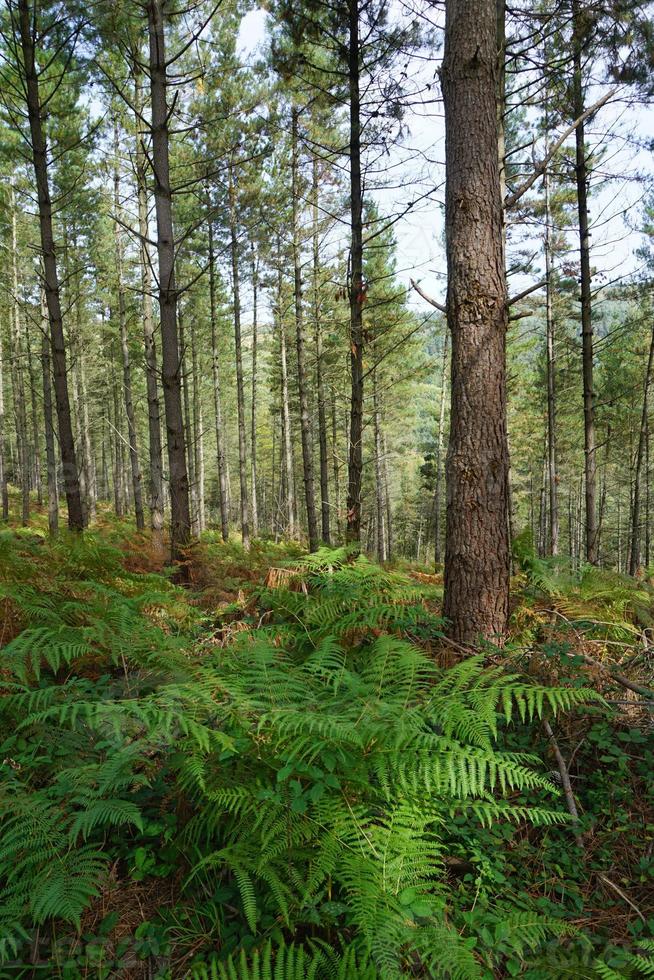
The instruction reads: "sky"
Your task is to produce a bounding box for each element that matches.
[236,7,654,312]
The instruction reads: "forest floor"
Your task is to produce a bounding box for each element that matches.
[0,498,653,978]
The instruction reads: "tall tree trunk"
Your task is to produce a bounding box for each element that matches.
[208,212,229,541]
[572,0,598,564]
[134,68,164,549]
[434,327,449,567]
[147,0,191,558]
[10,198,29,525]
[544,162,560,556]
[250,244,259,538]
[629,319,654,576]
[291,108,319,551]
[228,163,250,549]
[346,0,364,545]
[41,289,58,533]
[312,156,331,544]
[18,0,83,531]
[442,0,510,644]
[114,121,145,531]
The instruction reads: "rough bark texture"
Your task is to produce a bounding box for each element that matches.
[228,164,250,549]
[18,0,83,530]
[572,0,598,564]
[346,0,364,545]
[291,108,319,551]
[134,69,164,549]
[147,0,191,558]
[441,0,510,645]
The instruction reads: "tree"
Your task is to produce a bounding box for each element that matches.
[1,0,85,530]
[441,0,510,644]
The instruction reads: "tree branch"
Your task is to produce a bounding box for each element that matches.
[505,87,619,210]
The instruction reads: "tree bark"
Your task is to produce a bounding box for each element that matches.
[147,0,191,558]
[346,0,364,545]
[441,0,510,644]
[291,108,319,551]
[17,0,83,531]
[629,319,654,576]
[134,67,164,550]
[572,0,598,564]
[208,211,229,541]
[228,163,250,549]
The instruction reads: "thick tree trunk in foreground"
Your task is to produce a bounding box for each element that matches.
[18,0,83,530]
[572,0,598,565]
[147,0,191,559]
[629,320,654,576]
[442,0,510,644]
[346,0,364,545]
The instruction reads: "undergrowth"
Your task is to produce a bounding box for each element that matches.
[0,524,651,978]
